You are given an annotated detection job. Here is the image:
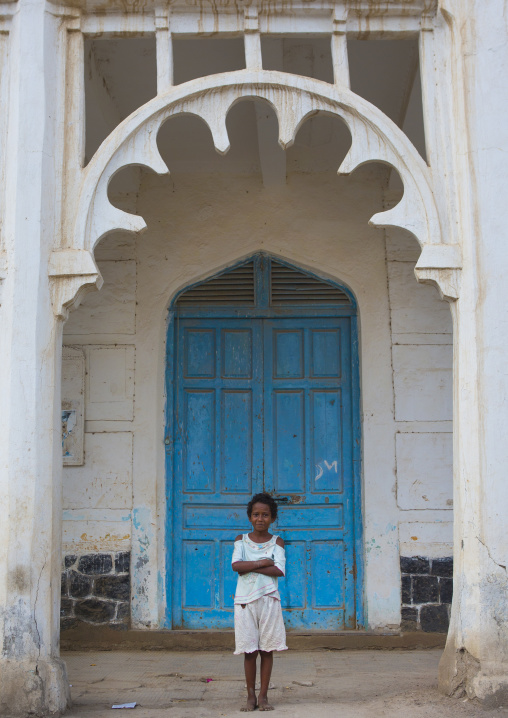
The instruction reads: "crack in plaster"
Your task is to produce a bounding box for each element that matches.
[33,560,46,660]
[477,536,506,571]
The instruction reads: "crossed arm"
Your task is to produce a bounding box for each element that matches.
[232,535,285,577]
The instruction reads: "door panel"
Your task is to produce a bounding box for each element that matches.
[173,315,357,629]
[183,390,215,492]
[310,329,341,377]
[274,330,304,378]
[311,390,343,493]
[273,391,305,493]
[221,390,253,493]
[183,541,214,608]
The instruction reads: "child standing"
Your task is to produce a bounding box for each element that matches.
[231,493,287,712]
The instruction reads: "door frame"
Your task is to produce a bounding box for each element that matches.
[164,254,364,629]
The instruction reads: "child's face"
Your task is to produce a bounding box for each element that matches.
[249,502,274,532]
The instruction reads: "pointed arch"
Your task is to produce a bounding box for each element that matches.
[165,252,363,629]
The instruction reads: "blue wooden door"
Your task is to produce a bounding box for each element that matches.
[169,256,361,630]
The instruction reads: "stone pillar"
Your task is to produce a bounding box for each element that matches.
[0,0,70,714]
[420,1,508,707]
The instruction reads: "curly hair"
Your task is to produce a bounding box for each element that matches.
[247,492,278,520]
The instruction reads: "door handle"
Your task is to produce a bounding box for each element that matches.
[273,496,289,502]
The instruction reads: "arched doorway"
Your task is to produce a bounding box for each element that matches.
[166,253,362,630]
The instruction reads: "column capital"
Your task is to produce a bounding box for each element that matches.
[49,249,103,320]
[244,8,259,34]
[154,7,169,31]
[421,13,435,33]
[414,244,462,302]
[332,6,348,35]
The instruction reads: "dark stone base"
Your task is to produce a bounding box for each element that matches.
[61,552,131,630]
[400,556,453,633]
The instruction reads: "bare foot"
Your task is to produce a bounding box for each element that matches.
[240,694,257,711]
[258,695,274,711]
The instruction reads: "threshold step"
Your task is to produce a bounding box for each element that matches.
[61,626,446,652]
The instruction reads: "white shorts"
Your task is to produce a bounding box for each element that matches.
[234,594,288,655]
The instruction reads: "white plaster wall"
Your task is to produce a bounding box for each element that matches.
[62,235,137,558]
[62,166,453,630]
[386,229,453,561]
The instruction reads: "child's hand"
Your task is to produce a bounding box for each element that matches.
[236,558,273,575]
[258,558,275,567]
[257,556,275,566]
[232,557,275,575]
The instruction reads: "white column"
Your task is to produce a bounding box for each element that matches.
[155,8,172,94]
[62,17,84,247]
[244,9,262,71]
[420,1,508,706]
[0,0,69,714]
[331,7,349,87]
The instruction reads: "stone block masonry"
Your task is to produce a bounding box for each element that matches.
[400,556,453,633]
[61,552,131,630]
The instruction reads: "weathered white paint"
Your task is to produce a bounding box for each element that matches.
[0,1,70,714]
[62,519,131,553]
[388,260,452,335]
[63,260,136,335]
[385,225,453,558]
[63,432,133,510]
[396,433,453,511]
[399,521,454,559]
[392,345,453,422]
[62,347,85,465]
[431,0,508,706]
[87,346,135,420]
[1,0,507,712]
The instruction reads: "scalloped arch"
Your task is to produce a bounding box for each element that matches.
[52,70,462,318]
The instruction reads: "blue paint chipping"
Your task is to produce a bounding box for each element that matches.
[164,254,363,630]
[132,507,153,554]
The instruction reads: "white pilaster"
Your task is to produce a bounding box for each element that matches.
[62,16,84,248]
[420,0,508,706]
[0,0,69,714]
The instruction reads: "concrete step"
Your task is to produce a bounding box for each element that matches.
[61,626,446,652]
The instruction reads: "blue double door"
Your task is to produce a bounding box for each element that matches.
[171,315,360,629]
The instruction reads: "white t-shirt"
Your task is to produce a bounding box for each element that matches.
[232,533,286,605]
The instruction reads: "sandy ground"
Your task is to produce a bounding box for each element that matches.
[62,649,508,717]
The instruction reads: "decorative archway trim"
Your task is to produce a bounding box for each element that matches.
[51,70,462,317]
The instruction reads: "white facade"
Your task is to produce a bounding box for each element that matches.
[0,0,507,714]
[61,178,453,632]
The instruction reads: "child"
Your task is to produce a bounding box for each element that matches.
[231,492,287,712]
